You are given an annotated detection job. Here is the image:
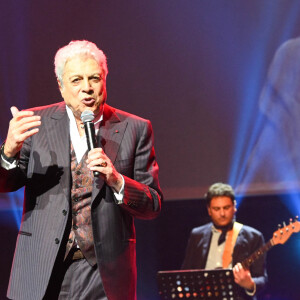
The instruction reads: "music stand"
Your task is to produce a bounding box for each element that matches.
[157,269,240,300]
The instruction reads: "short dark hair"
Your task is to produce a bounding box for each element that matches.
[205,183,235,206]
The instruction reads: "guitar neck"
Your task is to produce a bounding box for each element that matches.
[241,239,273,269]
[240,218,299,269]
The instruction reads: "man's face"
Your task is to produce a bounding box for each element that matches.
[59,54,107,121]
[207,196,236,227]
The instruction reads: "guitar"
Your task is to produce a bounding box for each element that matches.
[241,217,300,269]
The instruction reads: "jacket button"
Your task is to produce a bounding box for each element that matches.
[55,238,60,244]
[62,210,67,216]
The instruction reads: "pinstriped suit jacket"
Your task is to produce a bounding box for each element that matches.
[0,102,162,300]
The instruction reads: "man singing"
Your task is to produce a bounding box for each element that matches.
[0,40,162,300]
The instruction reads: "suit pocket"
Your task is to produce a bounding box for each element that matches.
[19,231,32,236]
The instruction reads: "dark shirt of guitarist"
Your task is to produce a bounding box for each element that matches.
[182,183,267,300]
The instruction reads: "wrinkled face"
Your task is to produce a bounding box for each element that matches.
[207,196,236,227]
[59,54,107,121]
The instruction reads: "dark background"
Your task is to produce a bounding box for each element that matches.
[1,1,300,299]
[2,0,300,199]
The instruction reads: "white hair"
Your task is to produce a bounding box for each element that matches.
[54,40,108,85]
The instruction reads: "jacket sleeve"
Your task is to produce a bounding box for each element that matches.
[0,136,31,192]
[181,231,197,269]
[181,226,210,270]
[118,119,162,219]
[248,233,268,295]
[233,228,268,297]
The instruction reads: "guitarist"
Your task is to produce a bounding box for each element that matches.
[182,183,267,300]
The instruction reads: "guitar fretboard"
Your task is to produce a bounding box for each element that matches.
[241,239,273,269]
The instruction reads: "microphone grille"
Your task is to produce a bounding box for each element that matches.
[80,110,95,123]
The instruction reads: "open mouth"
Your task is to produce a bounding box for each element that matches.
[82,98,96,106]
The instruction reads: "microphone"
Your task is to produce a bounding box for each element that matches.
[80,110,99,177]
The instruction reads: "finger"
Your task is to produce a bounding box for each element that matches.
[10,106,19,117]
[18,121,41,135]
[233,263,240,271]
[9,117,41,134]
[18,118,41,130]
[15,111,39,120]
[95,160,108,168]
[10,107,40,120]
[233,271,240,283]
[19,128,40,143]
[22,128,40,139]
[88,158,108,168]
[9,112,38,127]
[87,149,106,163]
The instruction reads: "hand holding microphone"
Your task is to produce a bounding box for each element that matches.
[80,110,107,177]
[81,110,123,192]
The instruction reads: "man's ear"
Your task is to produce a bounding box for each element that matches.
[57,80,63,93]
[207,205,212,217]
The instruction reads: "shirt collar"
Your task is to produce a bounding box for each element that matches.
[65,105,103,162]
[65,105,103,131]
[211,221,235,233]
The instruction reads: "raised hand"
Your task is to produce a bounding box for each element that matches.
[4,106,41,158]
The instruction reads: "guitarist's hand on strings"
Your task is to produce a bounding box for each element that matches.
[233,262,255,292]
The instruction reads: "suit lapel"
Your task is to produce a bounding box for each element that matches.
[45,103,70,201]
[100,104,127,164]
[40,103,127,204]
[92,104,128,201]
[201,224,213,268]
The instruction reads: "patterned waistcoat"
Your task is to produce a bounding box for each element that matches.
[65,143,97,266]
